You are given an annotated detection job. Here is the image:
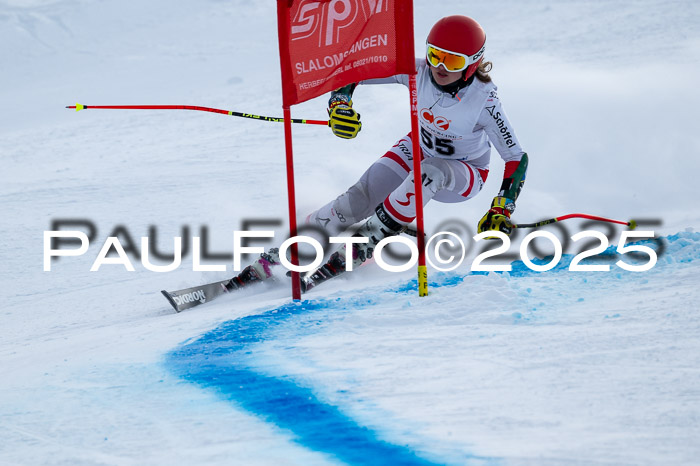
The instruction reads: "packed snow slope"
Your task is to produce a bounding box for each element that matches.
[2,0,700,465]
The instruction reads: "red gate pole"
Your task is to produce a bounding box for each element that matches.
[282,106,302,301]
[277,0,301,301]
[408,74,428,297]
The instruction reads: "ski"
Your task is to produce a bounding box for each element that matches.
[161,279,233,313]
[162,248,282,312]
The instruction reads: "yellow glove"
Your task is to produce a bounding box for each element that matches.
[328,100,361,139]
[477,197,514,237]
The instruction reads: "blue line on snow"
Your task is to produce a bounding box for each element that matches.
[166,300,466,465]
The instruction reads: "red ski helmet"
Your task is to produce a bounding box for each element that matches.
[426,15,486,80]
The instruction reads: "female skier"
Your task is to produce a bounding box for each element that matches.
[231,15,528,292]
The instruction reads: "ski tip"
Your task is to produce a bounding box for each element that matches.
[628,219,637,230]
[161,290,182,313]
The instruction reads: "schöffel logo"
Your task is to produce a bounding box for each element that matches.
[485,105,516,148]
[173,290,206,305]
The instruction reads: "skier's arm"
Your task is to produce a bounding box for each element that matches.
[360,59,423,87]
[477,94,529,235]
[327,59,424,138]
[498,154,528,202]
[329,83,357,104]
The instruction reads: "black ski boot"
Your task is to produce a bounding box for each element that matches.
[302,204,405,292]
[226,248,281,291]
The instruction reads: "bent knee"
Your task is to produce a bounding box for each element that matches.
[421,158,454,191]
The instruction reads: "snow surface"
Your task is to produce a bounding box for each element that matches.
[2,0,700,465]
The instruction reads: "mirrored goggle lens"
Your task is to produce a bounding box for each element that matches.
[426,45,468,72]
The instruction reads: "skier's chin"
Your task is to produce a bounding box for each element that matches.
[435,75,458,86]
[431,68,460,86]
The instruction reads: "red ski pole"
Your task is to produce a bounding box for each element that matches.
[512,214,637,229]
[66,103,329,126]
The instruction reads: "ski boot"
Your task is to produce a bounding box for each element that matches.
[226,248,281,291]
[302,204,405,292]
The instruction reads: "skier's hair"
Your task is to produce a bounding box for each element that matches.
[475,61,492,83]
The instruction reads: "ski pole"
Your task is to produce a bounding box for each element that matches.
[403,213,636,238]
[66,103,329,126]
[512,213,636,230]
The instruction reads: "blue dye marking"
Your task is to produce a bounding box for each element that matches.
[166,300,494,465]
[165,233,695,463]
[391,233,694,293]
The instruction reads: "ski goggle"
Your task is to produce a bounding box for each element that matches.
[426,43,485,72]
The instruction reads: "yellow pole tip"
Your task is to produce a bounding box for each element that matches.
[75,103,84,112]
[418,265,428,297]
[628,220,637,230]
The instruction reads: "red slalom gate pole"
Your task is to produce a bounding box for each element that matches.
[276,0,301,301]
[66,103,328,126]
[282,106,302,301]
[408,74,428,297]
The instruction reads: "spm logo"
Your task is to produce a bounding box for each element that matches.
[291,0,388,46]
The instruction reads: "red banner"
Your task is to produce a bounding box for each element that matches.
[277,0,416,106]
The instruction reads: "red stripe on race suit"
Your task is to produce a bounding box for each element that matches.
[459,162,489,197]
[479,168,489,182]
[381,151,411,173]
[383,134,425,174]
[459,162,475,197]
[383,198,415,223]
